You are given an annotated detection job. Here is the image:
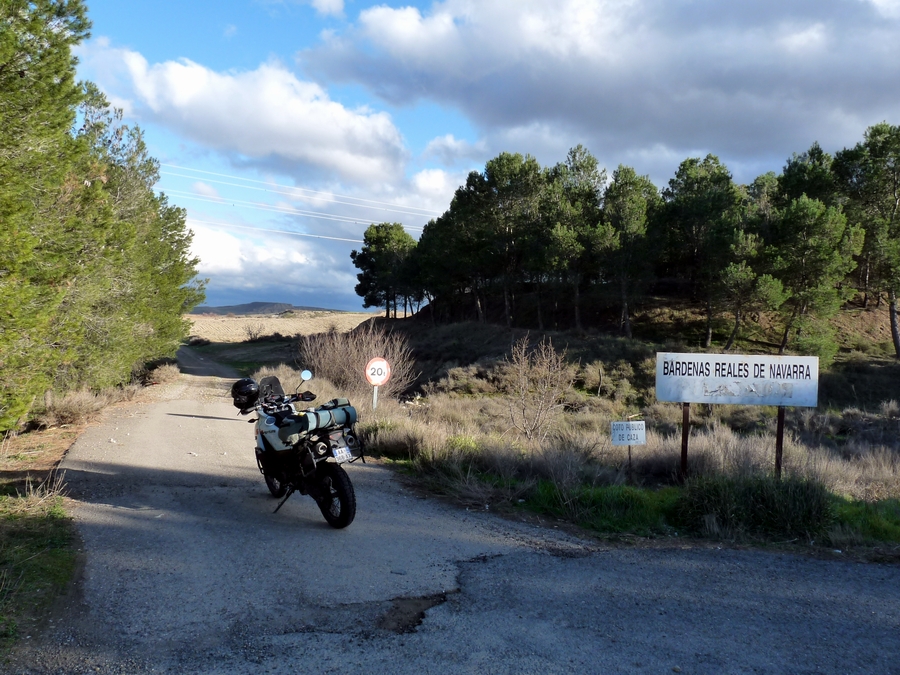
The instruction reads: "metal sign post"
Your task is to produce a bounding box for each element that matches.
[365,357,391,410]
[611,421,646,485]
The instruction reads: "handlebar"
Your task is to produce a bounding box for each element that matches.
[257,391,317,415]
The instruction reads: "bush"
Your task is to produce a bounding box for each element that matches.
[298,322,417,400]
[502,335,575,441]
[680,475,836,540]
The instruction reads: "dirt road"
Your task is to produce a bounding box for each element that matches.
[9,352,900,674]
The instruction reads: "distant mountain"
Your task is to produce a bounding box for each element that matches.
[190,302,338,316]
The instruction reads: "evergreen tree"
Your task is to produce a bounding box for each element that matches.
[0,0,90,428]
[543,146,606,332]
[662,155,743,346]
[351,223,417,318]
[768,196,863,362]
[834,123,900,356]
[597,165,660,338]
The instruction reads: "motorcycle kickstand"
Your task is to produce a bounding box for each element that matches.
[273,484,295,514]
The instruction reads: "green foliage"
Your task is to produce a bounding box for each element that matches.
[777,142,840,208]
[680,475,836,539]
[768,195,863,361]
[529,482,681,536]
[833,498,900,543]
[0,6,204,430]
[351,222,417,318]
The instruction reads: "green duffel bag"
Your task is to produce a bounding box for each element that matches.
[276,404,358,445]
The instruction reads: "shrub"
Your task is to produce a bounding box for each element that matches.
[680,475,836,540]
[146,363,180,384]
[502,335,575,441]
[298,322,417,400]
[33,389,111,427]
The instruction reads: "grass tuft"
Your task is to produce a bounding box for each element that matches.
[0,473,75,652]
[680,475,836,540]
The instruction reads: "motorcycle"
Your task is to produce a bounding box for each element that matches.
[230,370,364,528]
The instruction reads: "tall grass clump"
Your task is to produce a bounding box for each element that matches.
[680,475,835,540]
[298,322,417,400]
[0,474,75,650]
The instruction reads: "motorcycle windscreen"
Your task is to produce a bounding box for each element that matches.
[258,376,285,398]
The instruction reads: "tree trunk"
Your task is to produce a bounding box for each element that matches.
[724,306,740,351]
[573,277,582,332]
[890,288,900,359]
[862,256,871,308]
[779,323,791,354]
[503,283,512,328]
[536,282,544,331]
[474,290,483,323]
[620,277,631,339]
[704,297,713,348]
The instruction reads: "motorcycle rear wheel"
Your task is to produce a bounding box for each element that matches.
[315,463,356,529]
[264,472,287,498]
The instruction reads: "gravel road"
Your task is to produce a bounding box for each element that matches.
[7,349,900,674]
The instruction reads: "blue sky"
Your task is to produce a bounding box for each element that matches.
[75,0,900,310]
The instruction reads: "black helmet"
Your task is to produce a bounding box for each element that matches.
[231,377,259,409]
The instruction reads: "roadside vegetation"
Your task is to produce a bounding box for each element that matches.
[1,1,204,434]
[246,321,900,559]
[0,362,181,651]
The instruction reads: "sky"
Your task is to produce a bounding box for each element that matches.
[75,0,900,311]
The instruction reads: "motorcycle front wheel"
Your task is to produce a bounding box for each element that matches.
[315,463,356,529]
[264,472,287,498]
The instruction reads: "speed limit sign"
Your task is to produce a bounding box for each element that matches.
[365,357,392,386]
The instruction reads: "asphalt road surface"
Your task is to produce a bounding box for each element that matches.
[8,348,900,674]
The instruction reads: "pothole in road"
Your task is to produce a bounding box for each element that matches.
[376,592,454,634]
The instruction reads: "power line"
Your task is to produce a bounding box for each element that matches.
[166,190,425,232]
[162,170,439,219]
[187,218,364,243]
[160,162,443,216]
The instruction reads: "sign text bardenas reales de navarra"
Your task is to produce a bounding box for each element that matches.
[661,359,813,380]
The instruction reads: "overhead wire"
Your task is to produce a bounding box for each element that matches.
[164,190,425,232]
[186,218,364,243]
[160,163,442,216]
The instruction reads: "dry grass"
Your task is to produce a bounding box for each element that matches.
[187,310,379,344]
[147,363,181,384]
[297,322,417,401]
[32,385,141,429]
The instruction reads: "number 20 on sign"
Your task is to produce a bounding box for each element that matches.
[365,357,392,409]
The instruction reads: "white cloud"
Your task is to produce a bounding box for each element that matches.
[303,0,900,183]
[778,23,828,54]
[863,0,900,18]
[423,134,486,165]
[192,182,221,199]
[78,40,408,185]
[189,219,357,300]
[223,24,238,39]
[310,0,343,17]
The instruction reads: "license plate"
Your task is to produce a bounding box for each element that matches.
[332,445,352,463]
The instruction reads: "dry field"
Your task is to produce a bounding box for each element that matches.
[187,310,381,343]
